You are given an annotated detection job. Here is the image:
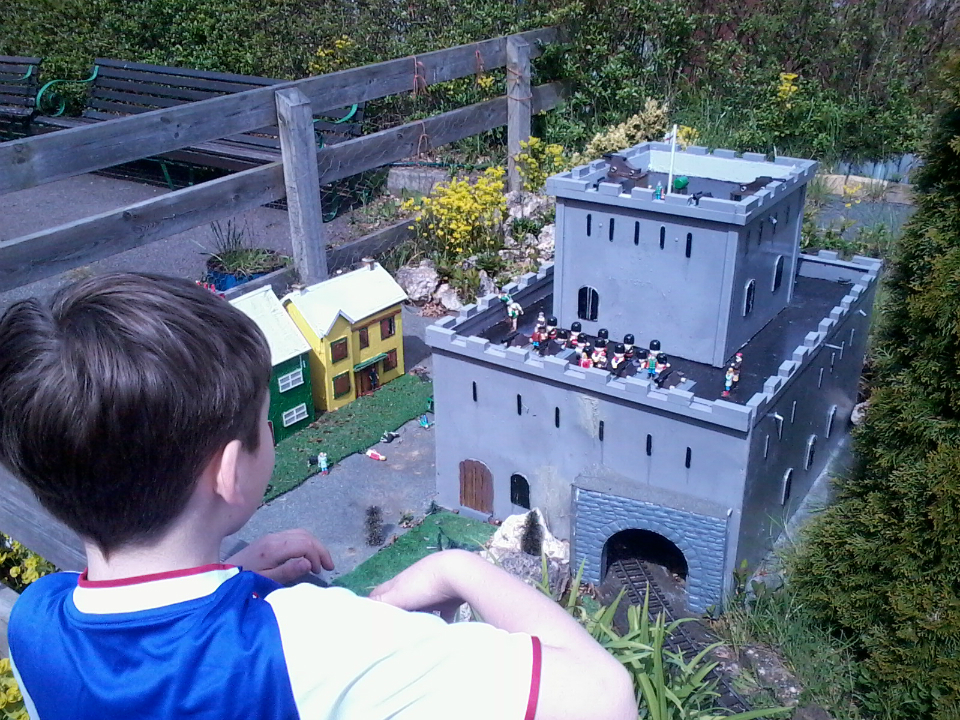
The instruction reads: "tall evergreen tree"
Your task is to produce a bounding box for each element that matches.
[790,54,960,720]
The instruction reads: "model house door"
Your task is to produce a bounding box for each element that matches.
[459,459,493,514]
[357,370,372,397]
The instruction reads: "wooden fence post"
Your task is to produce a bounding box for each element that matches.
[276,88,328,284]
[506,36,531,195]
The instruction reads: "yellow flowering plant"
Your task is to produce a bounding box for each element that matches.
[401,166,508,263]
[0,658,27,720]
[0,535,55,593]
[308,35,355,76]
[514,137,571,193]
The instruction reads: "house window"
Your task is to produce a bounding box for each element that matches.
[608,217,615,242]
[359,327,369,349]
[659,226,665,249]
[685,447,692,469]
[510,474,531,509]
[383,349,398,372]
[773,255,784,292]
[634,221,640,246]
[577,286,599,321]
[281,403,309,427]
[277,368,304,393]
[825,405,837,438]
[781,468,794,505]
[380,315,396,340]
[333,372,351,398]
[804,435,817,470]
[331,338,348,363]
[743,279,756,317]
[685,233,692,258]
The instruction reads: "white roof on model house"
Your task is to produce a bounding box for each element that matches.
[229,285,311,366]
[281,262,408,339]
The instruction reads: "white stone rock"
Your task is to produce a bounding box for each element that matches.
[477,270,497,299]
[484,508,569,565]
[537,223,555,253]
[434,283,463,311]
[394,262,439,302]
[851,400,870,426]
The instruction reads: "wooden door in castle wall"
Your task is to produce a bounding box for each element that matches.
[459,459,493,514]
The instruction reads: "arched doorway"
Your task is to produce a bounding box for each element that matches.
[602,529,688,580]
[459,459,493,514]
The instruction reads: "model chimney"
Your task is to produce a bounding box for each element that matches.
[362,257,376,271]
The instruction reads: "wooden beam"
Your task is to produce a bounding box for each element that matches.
[506,36,532,194]
[0,465,85,571]
[0,83,565,293]
[0,27,559,195]
[276,88,328,284]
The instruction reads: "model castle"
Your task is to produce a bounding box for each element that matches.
[426,142,881,611]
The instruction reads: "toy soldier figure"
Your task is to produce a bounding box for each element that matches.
[655,352,670,375]
[499,291,523,331]
[610,343,626,371]
[531,324,548,356]
[731,352,743,389]
[623,333,636,360]
[546,316,558,341]
[567,321,583,349]
[579,343,594,368]
[592,339,608,370]
[596,328,609,342]
[536,311,546,327]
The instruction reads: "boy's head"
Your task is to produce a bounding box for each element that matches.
[0,273,272,555]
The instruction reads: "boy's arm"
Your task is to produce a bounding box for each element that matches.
[370,549,636,720]
[226,529,334,584]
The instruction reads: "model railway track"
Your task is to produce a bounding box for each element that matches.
[609,558,751,713]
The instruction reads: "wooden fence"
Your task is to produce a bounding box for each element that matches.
[0,28,564,570]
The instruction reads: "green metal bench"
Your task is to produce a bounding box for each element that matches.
[0,56,42,131]
[34,59,363,173]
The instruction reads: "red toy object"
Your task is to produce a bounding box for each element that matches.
[365,449,387,461]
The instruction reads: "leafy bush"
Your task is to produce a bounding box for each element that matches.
[789,53,960,719]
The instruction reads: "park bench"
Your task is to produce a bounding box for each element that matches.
[0,56,41,130]
[34,59,364,173]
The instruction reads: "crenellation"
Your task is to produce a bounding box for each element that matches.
[779,359,798,377]
[792,347,810,364]
[598,181,622,196]
[686,145,709,155]
[742,152,767,162]
[712,148,737,159]
[803,331,822,347]
[504,346,529,364]
[668,387,695,405]
[818,318,836,334]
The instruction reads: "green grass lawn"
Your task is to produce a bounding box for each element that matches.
[333,511,497,596]
[265,374,433,501]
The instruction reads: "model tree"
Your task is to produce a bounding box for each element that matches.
[520,510,544,557]
[790,54,960,719]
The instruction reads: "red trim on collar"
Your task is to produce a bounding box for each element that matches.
[78,563,236,588]
[524,636,542,720]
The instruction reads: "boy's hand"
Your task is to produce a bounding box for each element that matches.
[226,529,334,584]
[369,550,466,621]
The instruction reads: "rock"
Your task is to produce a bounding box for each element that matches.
[537,223,555,254]
[394,261,439,302]
[507,191,553,220]
[743,644,803,706]
[386,166,449,196]
[434,283,463,311]
[851,400,869,426]
[792,704,833,720]
[481,509,570,593]
[477,270,497,298]
[461,255,479,270]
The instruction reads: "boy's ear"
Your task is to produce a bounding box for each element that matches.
[209,440,245,504]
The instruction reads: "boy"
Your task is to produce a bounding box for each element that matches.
[0,273,634,720]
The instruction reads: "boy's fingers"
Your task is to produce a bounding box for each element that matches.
[276,530,335,572]
[256,557,312,584]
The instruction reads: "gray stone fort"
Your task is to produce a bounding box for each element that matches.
[426,141,881,611]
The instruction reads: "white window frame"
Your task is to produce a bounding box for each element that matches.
[278,368,304,393]
[282,403,309,427]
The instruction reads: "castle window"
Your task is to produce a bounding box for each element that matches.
[781,468,794,505]
[818,367,824,388]
[472,381,477,402]
[685,447,692,468]
[659,226,666,249]
[510,474,531,509]
[634,221,640,246]
[587,213,592,237]
[804,435,817,470]
[685,233,692,258]
[825,405,837,438]
[773,255,784,292]
[791,400,797,423]
[577,286,599,321]
[743,279,756,317]
[599,420,605,442]
[764,434,770,459]
[609,217,615,242]
[646,434,653,456]
[555,407,560,428]
[517,394,522,416]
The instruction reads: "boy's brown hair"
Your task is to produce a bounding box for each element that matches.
[0,273,272,554]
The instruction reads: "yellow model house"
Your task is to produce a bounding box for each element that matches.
[282,261,408,412]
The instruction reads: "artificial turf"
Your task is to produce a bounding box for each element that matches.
[264,374,433,502]
[332,511,497,596]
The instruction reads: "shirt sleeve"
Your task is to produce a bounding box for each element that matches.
[265,584,540,720]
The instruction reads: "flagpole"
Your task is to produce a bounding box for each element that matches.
[667,123,678,197]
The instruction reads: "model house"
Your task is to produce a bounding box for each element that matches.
[229,285,314,442]
[427,142,881,611]
[282,260,408,412]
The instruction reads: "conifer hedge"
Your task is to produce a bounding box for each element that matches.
[789,54,960,720]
